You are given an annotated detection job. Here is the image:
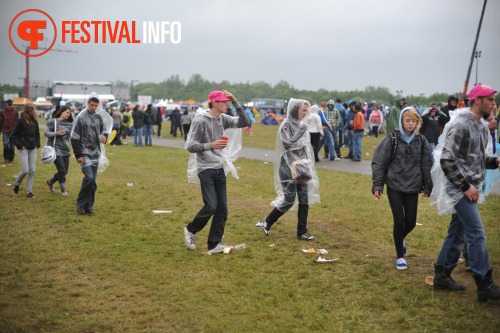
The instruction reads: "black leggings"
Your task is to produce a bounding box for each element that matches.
[387,187,419,258]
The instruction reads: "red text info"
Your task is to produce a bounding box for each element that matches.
[61,21,181,44]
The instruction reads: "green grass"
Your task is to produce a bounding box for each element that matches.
[0,122,499,332]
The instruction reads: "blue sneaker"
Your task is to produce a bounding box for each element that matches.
[396,258,407,270]
[403,239,407,257]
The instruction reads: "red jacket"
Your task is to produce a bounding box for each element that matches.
[0,107,19,133]
[353,111,365,131]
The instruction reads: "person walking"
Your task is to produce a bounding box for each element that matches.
[183,90,250,254]
[431,84,500,302]
[156,107,164,138]
[259,98,320,240]
[0,99,19,165]
[44,105,74,196]
[71,93,108,215]
[372,107,433,270]
[11,102,40,198]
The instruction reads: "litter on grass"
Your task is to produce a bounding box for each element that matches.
[316,257,339,263]
[127,183,134,187]
[416,223,423,226]
[425,276,434,286]
[303,248,316,254]
[152,210,173,214]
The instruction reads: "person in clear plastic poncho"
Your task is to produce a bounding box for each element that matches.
[71,92,111,215]
[430,84,500,302]
[183,90,250,254]
[258,98,320,241]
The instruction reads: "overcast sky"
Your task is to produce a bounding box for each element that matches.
[1,0,499,97]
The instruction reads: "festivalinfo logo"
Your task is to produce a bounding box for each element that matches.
[9,8,182,57]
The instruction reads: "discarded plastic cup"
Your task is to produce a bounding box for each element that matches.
[234,243,247,249]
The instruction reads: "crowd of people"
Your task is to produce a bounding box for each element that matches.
[2,84,500,303]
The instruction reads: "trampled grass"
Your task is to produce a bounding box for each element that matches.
[1,122,499,332]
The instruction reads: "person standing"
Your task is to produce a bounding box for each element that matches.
[352,104,365,161]
[71,93,107,215]
[156,107,164,138]
[171,108,182,137]
[334,98,346,147]
[431,84,500,302]
[121,107,133,139]
[132,105,144,146]
[259,98,320,240]
[144,104,155,146]
[183,90,250,254]
[317,104,335,161]
[11,103,40,198]
[344,100,357,159]
[325,100,342,159]
[44,105,74,196]
[420,106,442,156]
[304,104,323,162]
[439,95,458,129]
[372,107,432,270]
[180,109,192,141]
[368,103,383,139]
[0,99,19,165]
[386,97,407,135]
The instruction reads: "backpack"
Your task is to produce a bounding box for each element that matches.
[123,115,129,123]
[389,131,425,161]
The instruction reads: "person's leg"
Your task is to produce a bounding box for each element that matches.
[338,128,344,147]
[14,149,28,188]
[387,187,406,259]
[59,156,70,194]
[323,129,335,160]
[50,155,66,185]
[25,148,37,194]
[187,169,218,235]
[401,192,418,240]
[77,163,95,210]
[3,132,14,162]
[87,164,98,211]
[310,132,320,162]
[353,132,361,160]
[265,168,295,230]
[347,129,354,158]
[138,127,143,145]
[207,168,228,249]
[454,197,490,278]
[296,183,309,236]
[373,125,379,138]
[157,123,162,138]
[133,128,138,145]
[319,130,328,158]
[144,126,149,145]
[436,213,465,268]
[332,128,341,158]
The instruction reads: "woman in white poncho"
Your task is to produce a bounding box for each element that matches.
[259,98,320,240]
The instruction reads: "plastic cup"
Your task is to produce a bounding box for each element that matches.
[221,135,228,141]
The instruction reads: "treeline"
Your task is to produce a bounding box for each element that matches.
[134,74,460,106]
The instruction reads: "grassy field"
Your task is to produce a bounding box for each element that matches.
[1,121,499,332]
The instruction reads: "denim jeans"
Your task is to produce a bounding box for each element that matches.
[436,196,490,278]
[338,128,344,147]
[2,132,15,162]
[187,168,227,250]
[15,148,37,193]
[346,129,354,156]
[319,128,335,160]
[331,127,341,157]
[353,131,363,160]
[77,163,98,210]
[134,127,143,146]
[144,125,154,146]
[51,155,70,184]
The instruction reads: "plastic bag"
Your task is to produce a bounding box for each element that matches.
[41,146,56,164]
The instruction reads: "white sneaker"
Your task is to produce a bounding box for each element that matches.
[207,243,227,254]
[396,258,407,270]
[255,220,265,227]
[184,227,196,250]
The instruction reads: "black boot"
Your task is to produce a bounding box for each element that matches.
[433,264,466,291]
[473,269,500,302]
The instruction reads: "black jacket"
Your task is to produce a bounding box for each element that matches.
[372,131,433,195]
[11,117,40,150]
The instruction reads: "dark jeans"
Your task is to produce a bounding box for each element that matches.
[338,128,344,147]
[309,132,321,161]
[172,123,183,137]
[51,155,70,184]
[157,123,162,137]
[2,132,15,162]
[372,125,379,138]
[182,124,190,141]
[187,168,227,250]
[77,163,98,210]
[387,187,419,258]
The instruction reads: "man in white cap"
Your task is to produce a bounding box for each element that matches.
[433,84,500,302]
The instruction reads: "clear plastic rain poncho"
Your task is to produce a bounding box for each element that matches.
[72,92,114,172]
[270,98,320,210]
[430,108,493,214]
[186,108,243,184]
